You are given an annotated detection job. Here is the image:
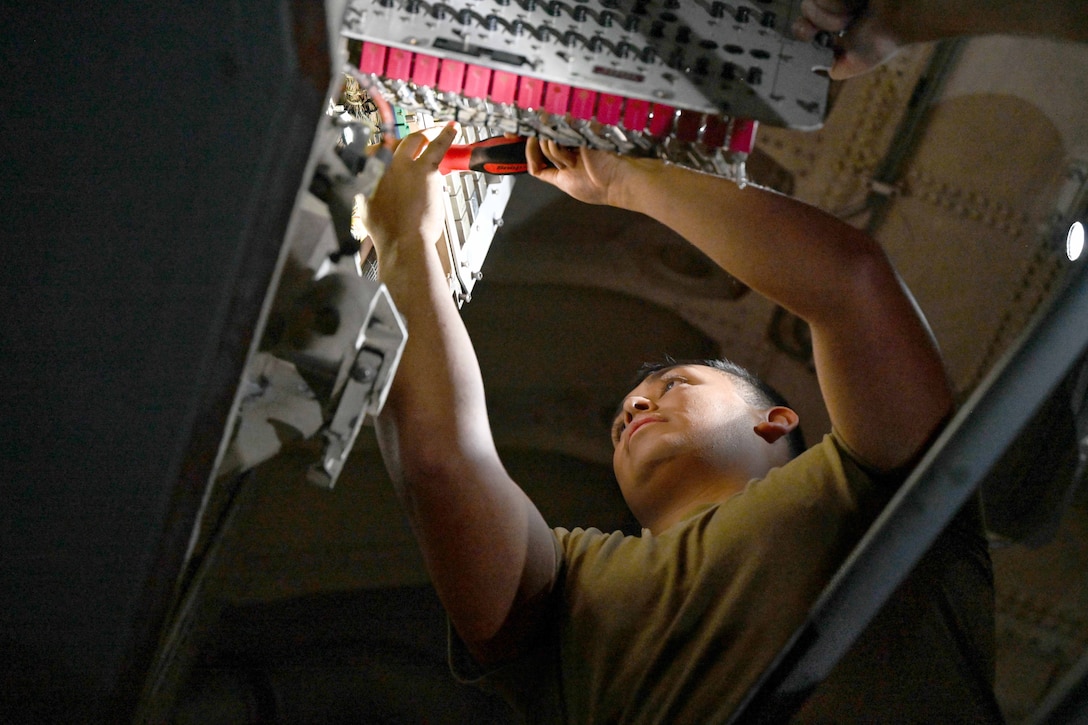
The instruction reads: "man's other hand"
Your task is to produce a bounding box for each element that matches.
[793,0,907,80]
[526,137,635,207]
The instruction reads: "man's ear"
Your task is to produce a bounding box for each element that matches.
[753,406,800,444]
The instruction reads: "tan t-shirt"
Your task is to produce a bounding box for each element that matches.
[451,432,998,723]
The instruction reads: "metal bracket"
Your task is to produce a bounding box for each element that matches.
[307,276,407,488]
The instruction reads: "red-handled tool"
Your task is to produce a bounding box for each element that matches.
[439,136,532,175]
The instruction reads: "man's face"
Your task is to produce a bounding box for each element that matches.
[610,364,763,511]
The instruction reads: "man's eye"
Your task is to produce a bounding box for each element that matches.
[662,377,685,392]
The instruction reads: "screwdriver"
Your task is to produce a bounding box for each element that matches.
[439,136,534,175]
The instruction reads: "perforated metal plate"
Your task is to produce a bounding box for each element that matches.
[343,0,832,128]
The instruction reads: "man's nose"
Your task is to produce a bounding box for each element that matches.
[622,395,654,421]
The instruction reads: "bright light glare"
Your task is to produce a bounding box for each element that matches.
[1068,221,1085,262]
[342,125,355,146]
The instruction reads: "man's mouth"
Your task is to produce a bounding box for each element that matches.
[627,417,661,441]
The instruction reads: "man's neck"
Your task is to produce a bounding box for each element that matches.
[641,471,748,535]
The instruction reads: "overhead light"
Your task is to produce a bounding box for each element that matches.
[1068,221,1085,262]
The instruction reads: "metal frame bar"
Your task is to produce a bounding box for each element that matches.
[728,256,1088,723]
[863,39,965,235]
[1029,646,1088,725]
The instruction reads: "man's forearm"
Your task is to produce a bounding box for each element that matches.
[609,164,875,324]
[378,238,492,475]
[375,233,556,656]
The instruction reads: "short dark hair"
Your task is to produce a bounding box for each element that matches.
[632,357,807,460]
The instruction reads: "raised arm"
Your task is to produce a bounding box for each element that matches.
[367,126,556,663]
[793,0,1088,80]
[528,140,952,472]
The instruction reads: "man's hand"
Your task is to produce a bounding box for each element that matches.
[793,0,907,80]
[526,137,637,207]
[366,124,458,262]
